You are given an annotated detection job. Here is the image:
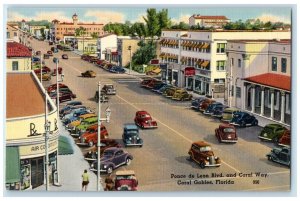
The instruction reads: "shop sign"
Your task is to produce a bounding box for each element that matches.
[150,59,159,65]
[185,67,195,77]
[28,118,58,137]
[19,140,58,157]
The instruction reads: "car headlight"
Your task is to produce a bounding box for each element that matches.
[207,157,209,160]
[91,164,94,168]
[117,187,121,190]
[145,121,149,124]
[264,133,267,137]
[78,137,81,140]
[88,151,91,154]
[104,165,107,168]
[137,137,140,140]
[215,157,218,160]
[129,137,132,140]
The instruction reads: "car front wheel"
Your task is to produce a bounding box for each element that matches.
[267,156,272,161]
[107,166,113,174]
[88,141,94,147]
[200,162,206,169]
[126,158,131,165]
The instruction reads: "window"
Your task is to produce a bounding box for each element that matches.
[238,59,241,67]
[272,57,277,71]
[216,61,226,71]
[216,43,226,53]
[14,32,17,37]
[231,58,234,67]
[7,32,10,38]
[236,87,241,98]
[214,79,225,83]
[281,58,287,73]
[12,61,18,71]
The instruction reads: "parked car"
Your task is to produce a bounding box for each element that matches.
[101,84,116,95]
[81,54,91,61]
[35,50,41,55]
[34,66,51,74]
[199,99,216,112]
[47,83,68,93]
[60,105,87,118]
[134,111,158,129]
[230,112,258,127]
[65,100,83,107]
[221,107,241,122]
[32,57,40,63]
[122,124,143,147]
[66,113,97,131]
[190,97,207,110]
[152,83,167,92]
[47,50,53,56]
[96,59,106,67]
[43,54,50,59]
[77,125,109,146]
[188,141,221,169]
[81,70,96,78]
[50,88,76,98]
[94,91,109,103]
[172,89,193,101]
[140,78,154,87]
[278,130,291,147]
[266,147,290,167]
[203,102,223,115]
[109,66,126,74]
[53,57,59,63]
[90,147,133,174]
[73,117,98,136]
[88,57,99,63]
[50,92,73,103]
[157,85,173,94]
[211,105,229,118]
[62,54,68,59]
[114,170,138,191]
[36,73,51,81]
[258,124,287,142]
[49,41,53,45]
[215,124,238,143]
[144,79,161,89]
[62,110,92,126]
[84,139,122,161]
[52,67,63,76]
[163,87,177,98]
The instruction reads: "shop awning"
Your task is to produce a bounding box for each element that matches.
[201,43,210,49]
[201,61,210,68]
[6,147,21,183]
[58,135,74,155]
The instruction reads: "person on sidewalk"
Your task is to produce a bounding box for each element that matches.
[104,173,114,191]
[81,169,89,191]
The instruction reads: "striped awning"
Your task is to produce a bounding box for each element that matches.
[159,39,165,44]
[201,43,210,49]
[201,60,210,68]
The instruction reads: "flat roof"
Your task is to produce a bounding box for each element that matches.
[7,72,46,118]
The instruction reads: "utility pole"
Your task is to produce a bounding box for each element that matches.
[97,81,101,191]
[128,46,132,75]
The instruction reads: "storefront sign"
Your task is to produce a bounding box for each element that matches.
[150,59,159,65]
[185,67,195,77]
[28,118,58,137]
[19,140,58,157]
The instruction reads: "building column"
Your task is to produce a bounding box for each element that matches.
[280,91,286,123]
[193,77,196,91]
[270,89,275,119]
[251,84,255,113]
[242,83,247,110]
[201,79,204,94]
[260,86,265,116]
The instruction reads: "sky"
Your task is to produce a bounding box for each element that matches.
[6,6,292,24]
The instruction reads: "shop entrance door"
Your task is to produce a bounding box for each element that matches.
[31,157,44,188]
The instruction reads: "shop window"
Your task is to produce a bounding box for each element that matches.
[7,32,10,38]
[272,57,277,71]
[14,32,17,36]
[236,87,241,98]
[281,58,287,73]
[20,159,31,190]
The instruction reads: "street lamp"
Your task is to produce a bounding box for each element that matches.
[97,82,111,191]
[128,46,132,75]
[44,105,51,191]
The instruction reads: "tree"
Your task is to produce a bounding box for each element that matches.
[75,26,86,53]
[132,41,156,65]
[143,8,160,38]
[91,32,98,39]
[157,9,171,35]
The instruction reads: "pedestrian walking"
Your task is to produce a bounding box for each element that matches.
[104,173,114,191]
[81,169,89,191]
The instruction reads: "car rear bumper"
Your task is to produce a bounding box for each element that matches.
[220,139,238,143]
[84,157,96,161]
[76,142,88,146]
[125,143,143,146]
[229,122,240,126]
[205,163,221,167]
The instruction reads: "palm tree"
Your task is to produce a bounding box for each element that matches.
[75,26,86,54]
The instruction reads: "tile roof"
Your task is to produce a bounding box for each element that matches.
[244,73,290,91]
[7,42,32,57]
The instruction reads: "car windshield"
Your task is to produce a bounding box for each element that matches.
[126,129,138,136]
[224,128,235,133]
[199,146,212,152]
[233,113,242,118]
[264,127,274,133]
[106,85,113,89]
[141,114,151,118]
[103,151,114,157]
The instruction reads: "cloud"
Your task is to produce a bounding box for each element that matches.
[8,11,71,22]
[256,13,291,24]
[171,14,190,24]
[131,13,146,23]
[84,11,125,24]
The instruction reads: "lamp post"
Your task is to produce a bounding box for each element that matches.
[97,82,111,191]
[56,59,64,120]
[44,90,50,191]
[128,46,132,75]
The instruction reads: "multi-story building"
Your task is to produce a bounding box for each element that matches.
[77,37,98,55]
[6,71,60,190]
[226,39,291,126]
[7,24,20,43]
[96,33,118,60]
[159,29,290,98]
[189,14,230,28]
[28,25,47,38]
[117,37,140,67]
[6,42,32,71]
[50,13,104,42]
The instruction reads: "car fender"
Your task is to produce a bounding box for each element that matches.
[103,161,116,169]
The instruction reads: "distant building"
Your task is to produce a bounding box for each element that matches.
[96,33,118,60]
[29,25,46,38]
[77,37,98,55]
[189,14,230,28]
[7,24,20,43]
[50,13,104,42]
[6,42,32,71]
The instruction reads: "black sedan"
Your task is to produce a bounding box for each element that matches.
[230,112,258,127]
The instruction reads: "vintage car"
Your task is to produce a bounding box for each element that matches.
[172,89,193,101]
[157,85,173,94]
[109,66,126,74]
[144,79,162,89]
[69,120,97,134]
[215,124,238,143]
[60,105,87,118]
[221,107,241,122]
[101,84,116,95]
[64,100,82,107]
[52,67,63,76]
[32,57,40,63]
[258,124,287,142]
[163,87,177,98]
[211,105,229,118]
[73,117,98,136]
[266,147,291,167]
[96,59,105,66]
[88,56,98,63]
[81,70,96,78]
[36,72,51,81]
[47,50,53,56]
[34,66,51,74]
[134,111,158,129]
[50,92,73,103]
[81,54,91,60]
[122,124,143,147]
[66,113,97,130]
[43,54,50,59]
[62,54,68,59]
[77,125,109,147]
[199,99,216,112]
[59,104,83,115]
[53,57,59,63]
[278,130,290,147]
[94,91,109,103]
[190,97,207,110]
[140,78,154,87]
[152,83,167,93]
[188,141,221,168]
[62,109,92,126]
[230,112,258,127]
[114,170,138,191]
[35,50,41,55]
[90,147,133,174]
[84,139,122,161]
[49,41,53,45]
[203,102,223,115]
[50,88,76,99]
[47,83,68,93]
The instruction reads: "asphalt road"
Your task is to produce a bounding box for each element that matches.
[31,39,290,192]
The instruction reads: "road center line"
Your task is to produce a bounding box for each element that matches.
[116,94,241,173]
[60,60,82,74]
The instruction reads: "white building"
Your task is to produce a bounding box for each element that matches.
[159,30,291,98]
[96,33,117,59]
[189,14,230,28]
[7,24,20,43]
[226,39,291,126]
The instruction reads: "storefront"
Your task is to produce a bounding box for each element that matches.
[184,67,195,91]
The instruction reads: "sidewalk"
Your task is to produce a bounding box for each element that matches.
[32,121,104,192]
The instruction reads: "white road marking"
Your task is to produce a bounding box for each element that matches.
[116,94,241,173]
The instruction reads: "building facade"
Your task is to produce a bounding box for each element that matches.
[7,24,20,43]
[77,38,98,55]
[189,14,230,28]
[159,30,290,98]
[6,72,59,190]
[29,25,47,38]
[96,33,118,60]
[117,37,140,67]
[50,13,104,42]
[6,42,32,71]
[226,39,291,126]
